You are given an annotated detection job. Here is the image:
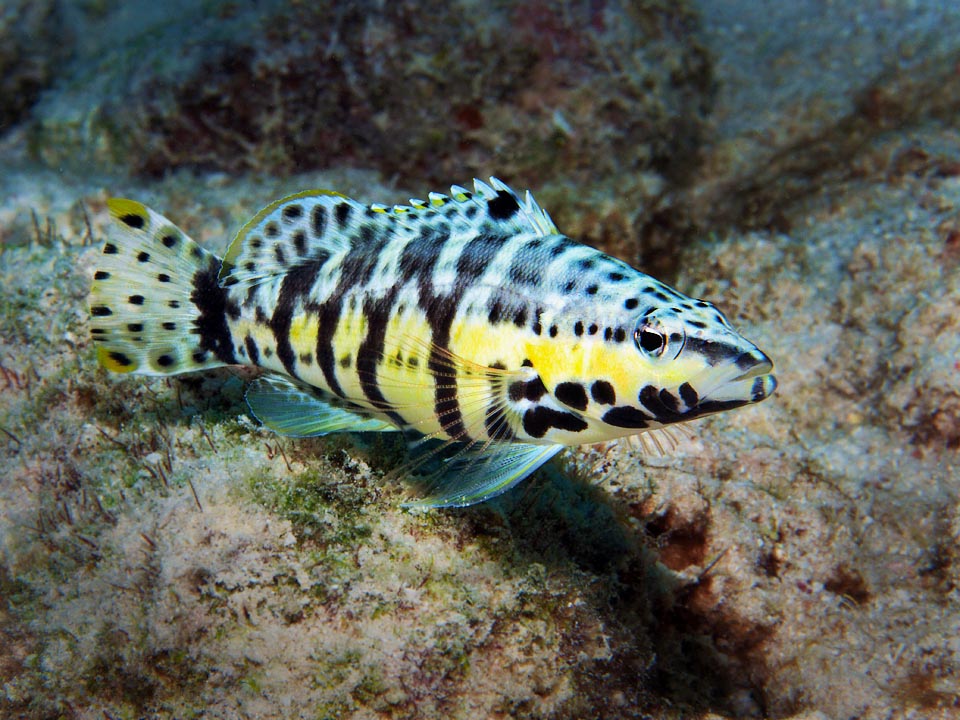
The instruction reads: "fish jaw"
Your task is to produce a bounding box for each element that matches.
[681,347,777,418]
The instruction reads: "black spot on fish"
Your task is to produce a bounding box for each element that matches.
[136,251,150,262]
[624,298,639,310]
[265,222,280,238]
[488,300,505,324]
[104,243,118,255]
[659,389,679,413]
[275,245,287,266]
[299,353,313,365]
[555,382,588,411]
[586,285,598,295]
[508,376,547,403]
[638,385,682,421]
[487,190,520,220]
[157,273,171,283]
[120,214,144,229]
[339,354,351,369]
[293,230,307,256]
[679,382,698,408]
[574,321,584,336]
[156,354,175,367]
[192,350,207,364]
[335,202,351,228]
[94,271,110,280]
[161,234,178,248]
[244,335,260,365]
[109,351,133,367]
[513,307,528,328]
[522,407,588,439]
[168,300,180,309]
[162,321,176,330]
[609,272,625,281]
[282,204,303,222]
[127,323,143,332]
[601,406,649,428]
[588,324,598,335]
[614,328,626,342]
[129,295,144,305]
[591,380,616,405]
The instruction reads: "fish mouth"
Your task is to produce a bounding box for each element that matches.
[695,349,777,409]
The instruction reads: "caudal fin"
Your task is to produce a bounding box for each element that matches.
[89,198,237,376]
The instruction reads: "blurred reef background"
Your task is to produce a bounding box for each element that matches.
[1,0,959,718]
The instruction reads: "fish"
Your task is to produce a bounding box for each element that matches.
[88,178,776,507]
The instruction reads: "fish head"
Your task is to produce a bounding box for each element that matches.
[551,295,777,434]
[628,300,776,423]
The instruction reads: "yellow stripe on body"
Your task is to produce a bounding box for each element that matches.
[375,309,443,436]
[289,313,319,357]
[527,335,702,406]
[325,303,368,401]
[448,317,532,371]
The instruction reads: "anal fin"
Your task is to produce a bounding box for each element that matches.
[246,374,398,437]
[403,441,562,508]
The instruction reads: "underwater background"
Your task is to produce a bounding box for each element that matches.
[1,0,959,717]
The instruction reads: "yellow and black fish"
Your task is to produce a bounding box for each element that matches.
[88,178,776,507]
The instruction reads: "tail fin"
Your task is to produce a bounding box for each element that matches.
[89,198,238,376]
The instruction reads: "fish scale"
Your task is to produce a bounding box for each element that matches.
[89,178,777,507]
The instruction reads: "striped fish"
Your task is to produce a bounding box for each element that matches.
[88,178,776,507]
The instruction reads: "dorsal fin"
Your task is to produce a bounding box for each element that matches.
[218,178,560,291]
[386,177,559,238]
[218,189,365,290]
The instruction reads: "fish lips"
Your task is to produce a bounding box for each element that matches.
[693,349,777,412]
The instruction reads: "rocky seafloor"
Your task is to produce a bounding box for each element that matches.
[1,1,959,718]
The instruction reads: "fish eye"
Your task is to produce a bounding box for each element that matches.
[635,325,666,356]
